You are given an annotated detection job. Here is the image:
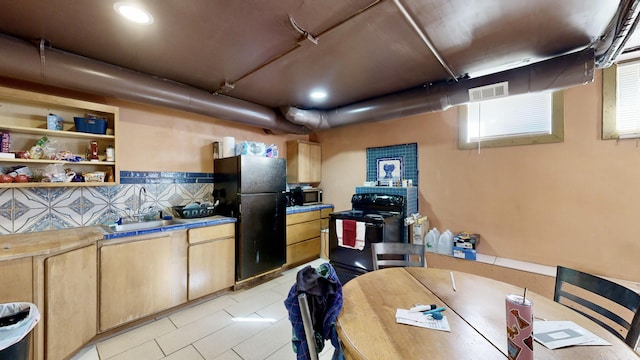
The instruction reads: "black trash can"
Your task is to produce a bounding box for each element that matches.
[0,303,40,360]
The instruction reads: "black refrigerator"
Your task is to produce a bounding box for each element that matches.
[213,155,287,281]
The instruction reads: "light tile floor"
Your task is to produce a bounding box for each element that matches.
[72,258,335,360]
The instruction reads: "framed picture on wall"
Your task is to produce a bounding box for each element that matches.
[377,157,403,182]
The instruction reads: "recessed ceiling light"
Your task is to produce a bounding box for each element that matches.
[310,90,328,102]
[113,2,154,25]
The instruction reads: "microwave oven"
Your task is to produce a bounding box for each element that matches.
[291,187,323,206]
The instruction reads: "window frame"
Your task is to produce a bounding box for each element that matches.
[601,62,640,140]
[458,91,564,149]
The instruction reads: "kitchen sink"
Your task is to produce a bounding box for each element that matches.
[108,216,227,233]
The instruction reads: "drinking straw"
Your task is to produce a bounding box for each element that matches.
[522,288,528,305]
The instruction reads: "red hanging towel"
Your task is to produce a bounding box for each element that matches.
[342,219,357,247]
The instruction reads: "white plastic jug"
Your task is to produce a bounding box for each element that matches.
[437,229,454,255]
[424,229,439,252]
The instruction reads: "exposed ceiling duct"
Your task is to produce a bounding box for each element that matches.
[282,48,595,130]
[595,0,640,67]
[0,33,310,135]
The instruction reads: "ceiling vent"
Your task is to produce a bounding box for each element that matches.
[468,81,509,102]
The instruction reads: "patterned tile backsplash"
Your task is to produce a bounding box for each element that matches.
[0,171,214,235]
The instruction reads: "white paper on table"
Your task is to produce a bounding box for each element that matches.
[533,320,611,349]
[395,309,451,332]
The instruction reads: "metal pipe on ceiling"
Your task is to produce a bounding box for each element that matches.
[282,48,595,130]
[0,33,310,135]
[392,0,458,81]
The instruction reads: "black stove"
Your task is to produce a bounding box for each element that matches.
[329,193,406,284]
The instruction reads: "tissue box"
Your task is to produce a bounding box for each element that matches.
[453,247,477,260]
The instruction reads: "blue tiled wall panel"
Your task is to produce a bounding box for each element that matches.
[366,143,418,185]
[0,171,214,234]
[119,171,213,184]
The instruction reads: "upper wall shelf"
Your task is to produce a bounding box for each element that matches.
[0,124,115,140]
[0,86,119,187]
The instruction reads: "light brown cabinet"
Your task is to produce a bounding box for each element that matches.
[99,231,187,331]
[187,224,235,300]
[0,257,33,303]
[286,210,321,267]
[0,222,237,360]
[0,85,119,188]
[286,140,321,184]
[44,244,97,360]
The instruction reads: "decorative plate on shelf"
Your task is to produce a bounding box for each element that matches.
[376,157,403,182]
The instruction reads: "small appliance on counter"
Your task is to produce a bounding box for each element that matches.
[290,186,323,206]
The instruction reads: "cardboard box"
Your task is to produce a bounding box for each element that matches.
[409,216,429,245]
[453,233,480,249]
[1,131,9,153]
[453,246,477,260]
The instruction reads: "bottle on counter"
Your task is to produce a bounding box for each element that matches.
[424,228,440,252]
[437,229,454,255]
[106,145,115,162]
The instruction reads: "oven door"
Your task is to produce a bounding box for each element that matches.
[328,216,382,273]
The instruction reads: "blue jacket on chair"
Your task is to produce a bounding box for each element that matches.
[284,262,345,360]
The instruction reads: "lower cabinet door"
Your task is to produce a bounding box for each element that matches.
[286,237,321,266]
[0,257,32,304]
[188,238,235,300]
[100,234,186,331]
[45,244,97,360]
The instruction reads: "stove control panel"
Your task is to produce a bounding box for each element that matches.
[351,193,405,207]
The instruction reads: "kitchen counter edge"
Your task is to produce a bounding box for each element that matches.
[286,204,333,214]
[0,216,238,260]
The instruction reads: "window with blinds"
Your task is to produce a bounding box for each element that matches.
[458,91,564,149]
[603,61,640,139]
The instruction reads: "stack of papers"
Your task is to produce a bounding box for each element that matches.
[533,321,611,349]
[395,309,451,332]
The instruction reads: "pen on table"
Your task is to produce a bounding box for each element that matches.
[409,304,438,313]
[450,271,457,292]
[422,306,446,315]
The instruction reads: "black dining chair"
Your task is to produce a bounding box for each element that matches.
[371,242,426,270]
[553,265,640,349]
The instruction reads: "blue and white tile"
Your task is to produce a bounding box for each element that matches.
[110,185,138,219]
[49,206,83,229]
[81,188,110,226]
[177,183,213,204]
[152,183,179,209]
[13,188,49,233]
[49,187,82,208]
[84,185,121,205]
[0,188,13,234]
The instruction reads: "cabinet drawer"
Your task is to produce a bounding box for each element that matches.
[287,219,321,245]
[188,238,235,300]
[287,210,320,226]
[188,223,235,244]
[286,237,320,266]
[320,208,333,218]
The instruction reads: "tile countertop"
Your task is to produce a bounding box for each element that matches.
[286,204,334,215]
[103,203,336,240]
[102,216,237,240]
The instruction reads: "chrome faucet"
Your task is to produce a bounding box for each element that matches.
[135,186,147,221]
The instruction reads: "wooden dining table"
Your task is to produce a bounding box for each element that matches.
[336,267,639,359]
